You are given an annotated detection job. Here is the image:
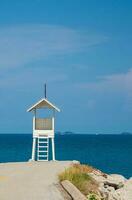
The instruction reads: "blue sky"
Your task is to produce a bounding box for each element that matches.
[0,0,132,134]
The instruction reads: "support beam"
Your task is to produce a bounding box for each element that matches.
[51,138,55,161]
[31,137,36,161]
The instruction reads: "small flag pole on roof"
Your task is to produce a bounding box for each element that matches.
[44,83,47,99]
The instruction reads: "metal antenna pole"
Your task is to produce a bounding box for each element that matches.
[44,83,47,99]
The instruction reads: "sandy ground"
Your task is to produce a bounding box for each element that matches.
[0,161,72,200]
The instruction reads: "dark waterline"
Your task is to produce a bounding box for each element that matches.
[0,134,131,178]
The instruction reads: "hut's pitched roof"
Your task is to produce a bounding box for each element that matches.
[27,98,60,112]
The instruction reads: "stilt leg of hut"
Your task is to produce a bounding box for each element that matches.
[51,138,55,161]
[31,137,36,161]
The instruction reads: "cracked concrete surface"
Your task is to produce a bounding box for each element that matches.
[0,161,72,200]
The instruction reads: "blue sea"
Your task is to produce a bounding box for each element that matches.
[0,134,132,178]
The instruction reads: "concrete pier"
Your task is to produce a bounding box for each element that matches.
[0,161,72,200]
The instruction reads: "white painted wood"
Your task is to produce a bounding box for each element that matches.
[31,137,36,161]
[27,95,60,161]
[27,98,60,112]
[33,117,55,138]
[38,135,50,138]
[38,155,48,157]
[38,145,48,149]
[37,136,49,161]
[51,138,55,161]
[38,159,48,161]
[38,141,48,144]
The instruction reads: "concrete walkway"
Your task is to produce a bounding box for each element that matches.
[0,161,72,200]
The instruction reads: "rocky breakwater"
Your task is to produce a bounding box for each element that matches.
[88,170,132,200]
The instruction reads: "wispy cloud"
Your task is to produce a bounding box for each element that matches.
[0,24,107,69]
[77,69,132,92]
[76,69,132,111]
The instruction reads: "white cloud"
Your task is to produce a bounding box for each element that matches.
[76,69,132,111]
[77,69,132,93]
[0,24,107,69]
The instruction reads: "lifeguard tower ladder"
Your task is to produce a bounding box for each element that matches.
[27,88,60,161]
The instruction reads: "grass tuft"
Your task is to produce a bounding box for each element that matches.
[59,163,99,196]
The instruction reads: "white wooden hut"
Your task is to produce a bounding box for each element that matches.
[27,96,60,161]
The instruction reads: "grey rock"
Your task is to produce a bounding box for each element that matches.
[61,180,87,200]
[99,185,121,200]
[72,160,80,164]
[110,174,126,183]
[89,173,125,189]
[89,172,128,200]
[104,174,125,189]
[116,178,132,200]
[89,172,106,185]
